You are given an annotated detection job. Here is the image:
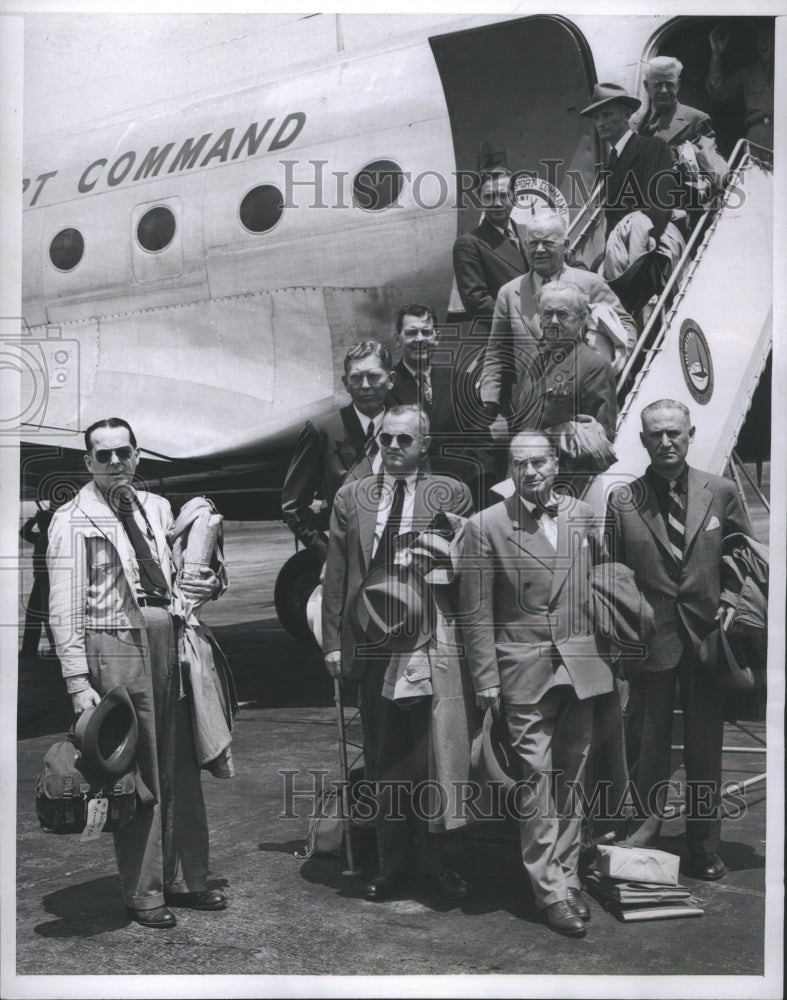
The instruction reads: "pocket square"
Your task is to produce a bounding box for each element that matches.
[705,515,720,531]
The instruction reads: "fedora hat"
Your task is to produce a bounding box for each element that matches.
[698,627,759,693]
[73,685,138,782]
[469,707,520,794]
[580,82,641,117]
[352,564,435,653]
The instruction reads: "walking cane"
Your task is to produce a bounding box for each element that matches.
[333,678,361,876]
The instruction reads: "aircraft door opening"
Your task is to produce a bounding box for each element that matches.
[429,15,598,240]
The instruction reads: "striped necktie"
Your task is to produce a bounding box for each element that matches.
[666,479,685,564]
[418,370,432,408]
[364,420,378,457]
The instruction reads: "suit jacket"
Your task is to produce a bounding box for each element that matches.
[480,266,635,411]
[386,361,493,478]
[512,340,617,441]
[607,465,753,671]
[321,472,473,679]
[630,101,715,146]
[452,218,528,321]
[605,132,673,238]
[48,481,175,684]
[281,404,374,561]
[458,494,613,704]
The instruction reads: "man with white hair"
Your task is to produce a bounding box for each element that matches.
[480,212,633,425]
[631,56,718,146]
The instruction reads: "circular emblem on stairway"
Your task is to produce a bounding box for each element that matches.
[510,175,569,225]
[679,319,714,405]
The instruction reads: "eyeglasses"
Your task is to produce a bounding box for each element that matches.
[346,371,389,388]
[379,432,415,448]
[526,240,560,251]
[92,446,134,464]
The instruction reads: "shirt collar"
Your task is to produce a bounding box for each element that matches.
[518,491,559,516]
[382,471,418,493]
[532,265,567,290]
[402,360,431,380]
[353,405,384,433]
[614,129,634,157]
[647,464,688,492]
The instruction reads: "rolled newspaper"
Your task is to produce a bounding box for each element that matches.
[181,510,222,579]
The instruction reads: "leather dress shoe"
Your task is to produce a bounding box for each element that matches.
[126,905,176,929]
[687,852,727,881]
[364,872,407,902]
[567,887,591,922]
[433,871,469,899]
[165,889,227,910]
[543,900,587,937]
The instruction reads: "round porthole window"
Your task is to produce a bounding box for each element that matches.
[136,206,176,252]
[49,228,84,271]
[239,185,284,233]
[352,160,405,211]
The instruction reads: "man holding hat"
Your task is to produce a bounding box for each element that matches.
[458,430,613,937]
[321,404,473,902]
[606,400,753,879]
[48,417,226,928]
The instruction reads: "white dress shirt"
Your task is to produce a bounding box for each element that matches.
[371,472,417,559]
[519,493,559,550]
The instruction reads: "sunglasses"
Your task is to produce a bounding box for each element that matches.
[346,371,389,388]
[379,432,415,448]
[92,446,135,464]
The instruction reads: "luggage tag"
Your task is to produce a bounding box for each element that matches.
[80,794,109,843]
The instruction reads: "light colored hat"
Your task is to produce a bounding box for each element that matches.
[469,707,520,794]
[580,82,641,117]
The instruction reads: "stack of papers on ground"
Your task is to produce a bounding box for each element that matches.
[583,872,704,922]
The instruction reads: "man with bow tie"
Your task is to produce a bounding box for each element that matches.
[47,418,226,929]
[458,430,613,937]
[606,400,753,880]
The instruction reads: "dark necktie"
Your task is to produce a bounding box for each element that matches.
[608,147,619,170]
[642,112,660,137]
[364,420,378,458]
[666,479,685,564]
[371,478,406,568]
[110,486,169,595]
[533,503,559,520]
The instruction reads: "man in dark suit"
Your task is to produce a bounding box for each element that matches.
[580,82,674,240]
[452,167,528,328]
[607,399,753,880]
[459,430,613,937]
[322,404,473,902]
[281,340,393,563]
[386,304,494,506]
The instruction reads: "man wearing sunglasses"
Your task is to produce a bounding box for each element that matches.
[48,417,225,929]
[322,404,474,902]
[282,340,394,564]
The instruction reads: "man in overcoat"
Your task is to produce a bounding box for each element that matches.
[321,404,473,902]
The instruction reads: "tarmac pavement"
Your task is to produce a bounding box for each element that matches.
[10,519,776,994]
